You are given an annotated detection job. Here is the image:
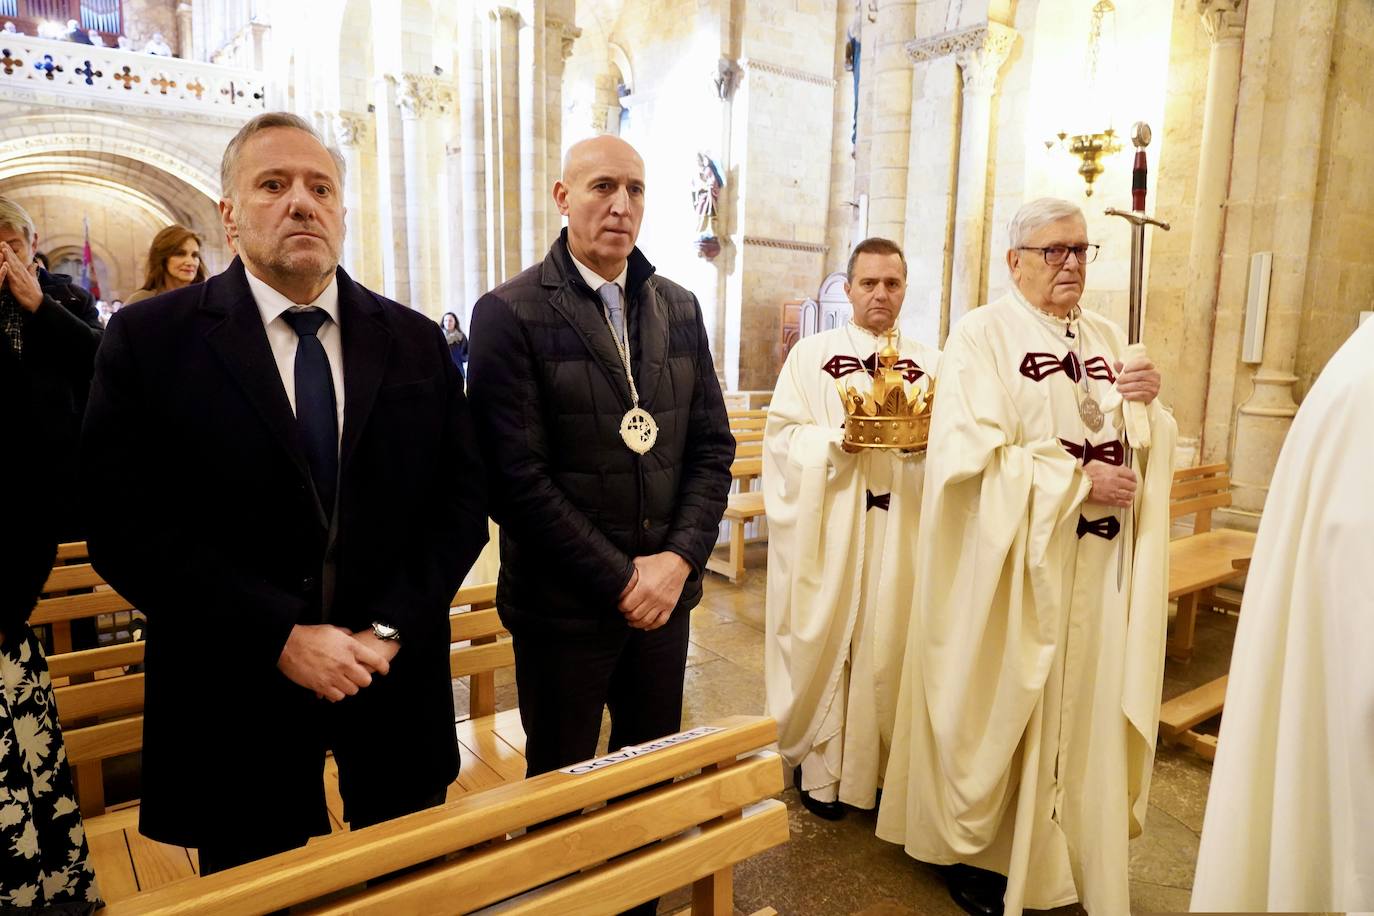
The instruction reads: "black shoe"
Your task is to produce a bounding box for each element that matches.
[939,863,1006,916]
[792,766,846,821]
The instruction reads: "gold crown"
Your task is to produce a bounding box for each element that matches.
[838,332,936,452]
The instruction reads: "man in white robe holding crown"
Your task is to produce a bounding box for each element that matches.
[764,237,940,821]
[876,198,1176,915]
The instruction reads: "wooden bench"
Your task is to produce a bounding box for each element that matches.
[706,491,767,585]
[729,410,766,466]
[52,579,514,901]
[96,717,786,915]
[1158,466,1256,761]
[1165,463,1256,662]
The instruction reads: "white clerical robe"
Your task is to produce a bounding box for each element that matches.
[764,323,940,808]
[876,292,1176,914]
[1190,318,1374,913]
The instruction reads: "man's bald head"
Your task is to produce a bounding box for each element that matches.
[561,135,644,184]
[554,135,647,282]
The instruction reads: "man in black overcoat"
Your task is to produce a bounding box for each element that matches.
[81,113,487,872]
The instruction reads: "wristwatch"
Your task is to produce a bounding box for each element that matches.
[371,621,401,643]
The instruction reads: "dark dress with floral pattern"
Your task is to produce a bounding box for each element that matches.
[0,628,101,913]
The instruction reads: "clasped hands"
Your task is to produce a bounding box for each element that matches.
[618,551,691,631]
[277,624,400,702]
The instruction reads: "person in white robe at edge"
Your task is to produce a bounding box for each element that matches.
[763,237,940,821]
[1190,317,1374,914]
[875,197,1177,916]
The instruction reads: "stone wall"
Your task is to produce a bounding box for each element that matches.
[1140,7,1211,426]
[732,0,838,391]
[1294,0,1374,397]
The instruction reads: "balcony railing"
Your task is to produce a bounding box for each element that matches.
[0,33,267,118]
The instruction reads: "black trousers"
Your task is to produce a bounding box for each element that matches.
[511,605,692,778]
[197,714,448,876]
[512,608,690,916]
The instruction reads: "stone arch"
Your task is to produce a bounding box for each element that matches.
[0,112,232,295]
[0,112,223,201]
[608,41,634,95]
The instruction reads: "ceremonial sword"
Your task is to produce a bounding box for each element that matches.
[1104,122,1170,589]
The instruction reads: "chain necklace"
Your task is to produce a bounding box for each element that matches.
[600,298,658,454]
[1014,291,1103,432]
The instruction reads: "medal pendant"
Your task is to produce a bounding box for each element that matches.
[620,407,659,455]
[1079,394,1105,432]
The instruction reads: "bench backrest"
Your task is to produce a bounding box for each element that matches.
[449,581,509,718]
[35,563,137,654]
[97,716,787,916]
[1170,463,1233,533]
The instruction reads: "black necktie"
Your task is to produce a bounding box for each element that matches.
[283,308,338,516]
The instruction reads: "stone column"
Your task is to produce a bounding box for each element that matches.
[397,74,437,314]
[542,12,581,242]
[175,3,193,60]
[490,5,523,282]
[1176,0,1246,462]
[948,24,1016,331]
[458,8,489,309]
[519,1,544,270]
[331,111,371,282]
[867,0,917,242]
[372,75,405,301]
[1228,0,1337,513]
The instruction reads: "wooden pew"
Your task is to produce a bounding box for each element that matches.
[56,579,511,899]
[706,492,767,586]
[96,716,787,916]
[57,540,90,562]
[1165,463,1256,662]
[1158,466,1256,761]
[449,582,506,719]
[710,409,772,583]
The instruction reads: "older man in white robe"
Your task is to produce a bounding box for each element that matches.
[764,237,940,821]
[1191,317,1374,913]
[876,198,1176,915]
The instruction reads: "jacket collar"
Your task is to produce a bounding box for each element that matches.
[199,258,389,528]
[538,231,671,413]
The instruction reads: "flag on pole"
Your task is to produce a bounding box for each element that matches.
[81,216,102,300]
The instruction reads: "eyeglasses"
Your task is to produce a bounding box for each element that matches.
[1018,244,1100,266]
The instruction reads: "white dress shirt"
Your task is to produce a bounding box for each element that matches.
[568,251,628,308]
[245,267,345,440]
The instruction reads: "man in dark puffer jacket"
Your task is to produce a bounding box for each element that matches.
[468,135,734,784]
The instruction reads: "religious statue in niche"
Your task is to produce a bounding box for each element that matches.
[692,151,724,260]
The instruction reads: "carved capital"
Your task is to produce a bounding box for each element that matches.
[547,16,582,61]
[396,73,455,120]
[907,21,1017,72]
[331,111,371,147]
[713,57,742,100]
[1198,0,1245,44]
[954,23,1017,95]
[490,5,524,27]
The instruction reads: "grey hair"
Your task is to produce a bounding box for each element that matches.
[1007,198,1085,250]
[0,195,36,243]
[220,112,346,199]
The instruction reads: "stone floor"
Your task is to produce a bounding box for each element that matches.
[461,543,1236,915]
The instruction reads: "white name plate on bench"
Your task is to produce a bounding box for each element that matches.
[559,726,725,775]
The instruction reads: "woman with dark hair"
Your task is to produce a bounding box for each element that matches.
[0,418,101,911]
[124,225,206,305]
[440,311,469,379]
